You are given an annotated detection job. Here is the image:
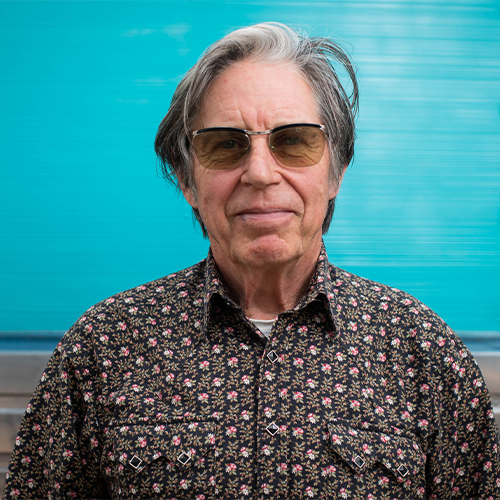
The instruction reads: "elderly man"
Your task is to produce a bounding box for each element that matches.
[4,22,500,500]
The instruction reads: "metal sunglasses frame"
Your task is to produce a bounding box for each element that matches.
[191,123,327,169]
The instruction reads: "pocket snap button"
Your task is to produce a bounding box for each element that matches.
[177,452,191,465]
[353,455,365,468]
[397,464,409,477]
[129,455,143,469]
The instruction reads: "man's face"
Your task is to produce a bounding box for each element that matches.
[182,60,340,270]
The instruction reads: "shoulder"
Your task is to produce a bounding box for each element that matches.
[74,259,205,325]
[328,263,461,357]
[60,259,207,356]
[89,259,206,316]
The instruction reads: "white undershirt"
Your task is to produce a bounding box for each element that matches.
[248,318,276,339]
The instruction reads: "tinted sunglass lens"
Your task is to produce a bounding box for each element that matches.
[193,130,249,170]
[270,126,325,167]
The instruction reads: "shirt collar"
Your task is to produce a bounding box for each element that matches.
[200,242,340,340]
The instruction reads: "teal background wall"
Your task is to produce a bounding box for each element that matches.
[1,0,499,349]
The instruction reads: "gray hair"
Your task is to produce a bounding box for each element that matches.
[154,22,358,236]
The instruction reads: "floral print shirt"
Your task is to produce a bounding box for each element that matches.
[4,246,500,500]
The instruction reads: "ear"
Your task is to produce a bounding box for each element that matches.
[329,164,348,199]
[180,180,198,209]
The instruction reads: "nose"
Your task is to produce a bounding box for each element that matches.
[240,135,282,189]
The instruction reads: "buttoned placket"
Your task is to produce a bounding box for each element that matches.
[255,316,289,498]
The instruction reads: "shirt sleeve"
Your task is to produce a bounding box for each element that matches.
[2,329,109,500]
[424,324,500,499]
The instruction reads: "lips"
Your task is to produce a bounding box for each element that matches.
[235,208,295,223]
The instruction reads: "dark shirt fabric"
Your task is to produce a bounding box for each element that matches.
[3,246,500,500]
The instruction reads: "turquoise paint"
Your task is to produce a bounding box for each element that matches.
[1,1,499,348]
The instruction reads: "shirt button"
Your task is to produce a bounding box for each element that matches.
[353,455,365,468]
[267,350,279,363]
[266,422,279,436]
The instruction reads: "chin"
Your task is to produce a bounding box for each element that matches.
[232,235,301,268]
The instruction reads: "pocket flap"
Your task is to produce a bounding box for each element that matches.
[113,420,215,473]
[327,421,425,480]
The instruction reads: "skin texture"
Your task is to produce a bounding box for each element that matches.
[182,60,343,319]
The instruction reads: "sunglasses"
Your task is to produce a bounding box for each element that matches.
[191,123,327,170]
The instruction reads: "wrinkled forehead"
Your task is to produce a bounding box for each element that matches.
[191,59,319,130]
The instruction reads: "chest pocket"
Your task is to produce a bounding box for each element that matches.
[103,419,216,499]
[327,421,425,482]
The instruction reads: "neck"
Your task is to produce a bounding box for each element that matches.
[212,243,321,319]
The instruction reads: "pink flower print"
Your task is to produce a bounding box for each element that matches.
[321,465,336,476]
[277,463,287,473]
[307,378,316,388]
[225,463,237,473]
[331,434,342,445]
[293,391,304,402]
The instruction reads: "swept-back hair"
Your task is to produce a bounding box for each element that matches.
[155,22,358,236]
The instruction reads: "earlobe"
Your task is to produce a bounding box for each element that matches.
[180,181,198,209]
[328,164,348,200]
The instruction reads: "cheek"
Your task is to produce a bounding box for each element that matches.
[196,172,237,217]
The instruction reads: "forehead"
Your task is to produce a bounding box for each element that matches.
[194,60,319,129]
